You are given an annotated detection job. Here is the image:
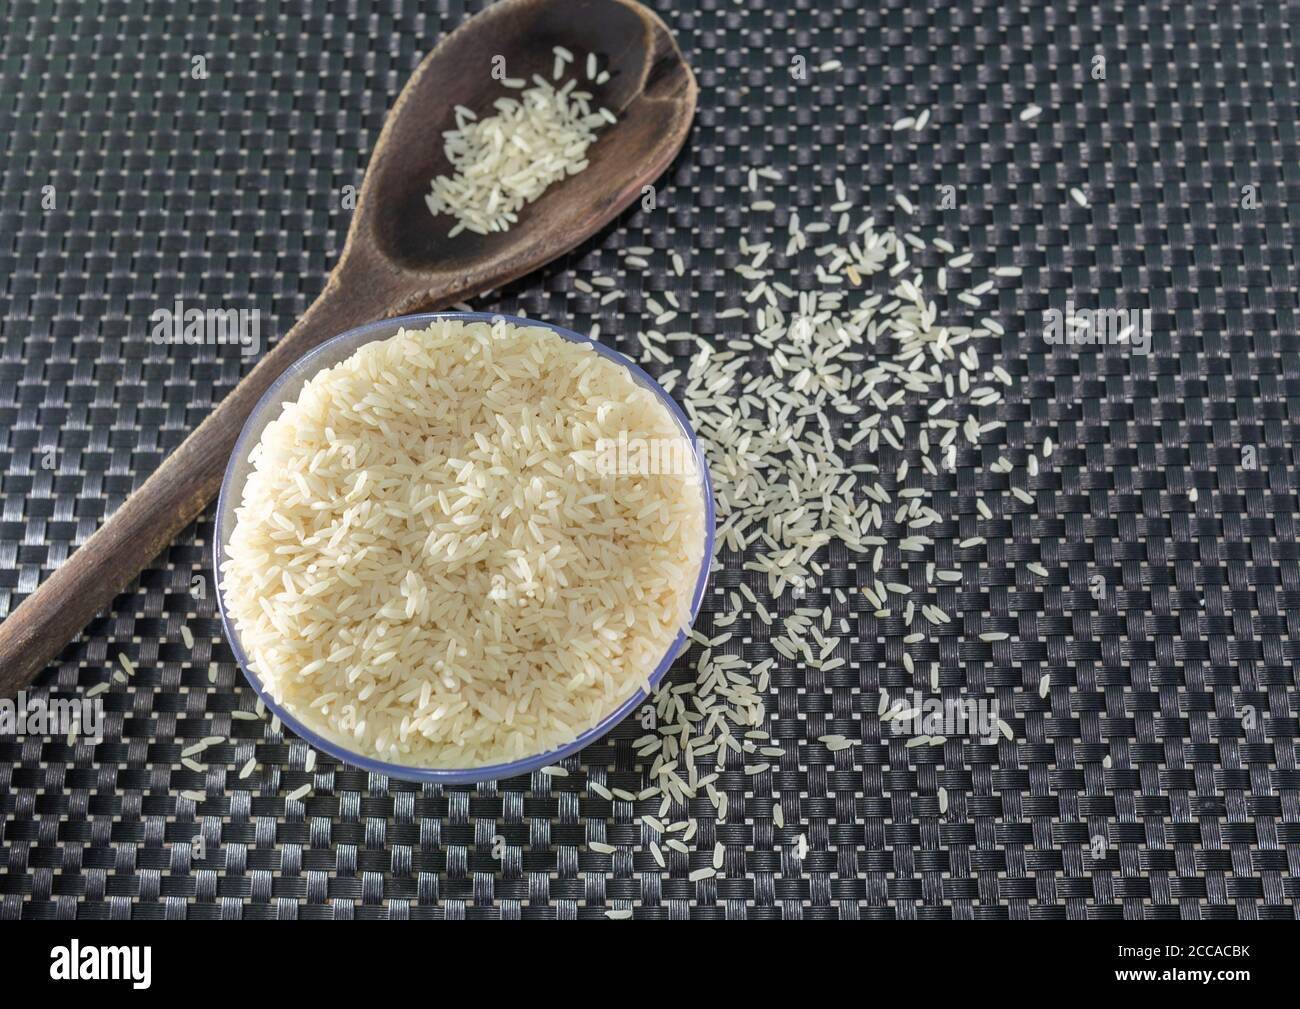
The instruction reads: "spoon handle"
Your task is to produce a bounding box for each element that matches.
[0,263,404,695]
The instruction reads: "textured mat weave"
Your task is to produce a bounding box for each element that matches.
[2,0,1299,920]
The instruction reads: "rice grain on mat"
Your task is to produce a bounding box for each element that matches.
[221,319,706,769]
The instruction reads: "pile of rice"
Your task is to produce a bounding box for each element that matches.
[425,49,615,238]
[221,318,707,768]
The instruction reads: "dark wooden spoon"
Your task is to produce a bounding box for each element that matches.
[0,0,696,694]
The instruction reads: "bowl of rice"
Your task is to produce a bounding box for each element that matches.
[214,312,713,783]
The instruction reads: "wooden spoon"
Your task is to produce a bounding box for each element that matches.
[0,0,696,694]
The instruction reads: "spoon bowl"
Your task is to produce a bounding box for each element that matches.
[369,0,690,284]
[343,0,697,316]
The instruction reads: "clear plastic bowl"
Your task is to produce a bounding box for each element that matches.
[214,312,716,784]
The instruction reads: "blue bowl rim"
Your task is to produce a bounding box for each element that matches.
[213,311,717,784]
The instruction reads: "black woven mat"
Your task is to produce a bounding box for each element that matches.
[2,0,1298,920]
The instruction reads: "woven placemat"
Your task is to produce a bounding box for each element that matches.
[1,0,1298,920]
